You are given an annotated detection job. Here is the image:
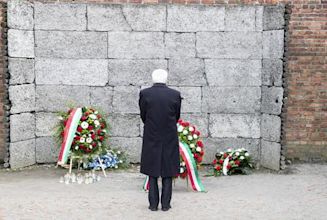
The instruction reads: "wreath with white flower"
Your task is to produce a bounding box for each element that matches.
[177,119,204,179]
[55,106,109,160]
[211,148,253,176]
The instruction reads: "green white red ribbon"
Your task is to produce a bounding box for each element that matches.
[57,108,82,166]
[143,141,205,192]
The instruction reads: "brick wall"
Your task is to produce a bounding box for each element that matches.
[0,0,326,166]
[0,2,6,164]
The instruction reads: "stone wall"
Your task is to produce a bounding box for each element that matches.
[6,0,285,170]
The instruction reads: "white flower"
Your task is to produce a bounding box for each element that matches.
[183,130,188,135]
[102,129,107,133]
[196,147,201,152]
[89,114,97,120]
[117,151,121,154]
[98,142,102,146]
[181,162,185,166]
[80,137,85,143]
[227,148,232,152]
[119,160,123,163]
[177,126,184,132]
[58,116,64,120]
[94,120,100,126]
[89,145,93,149]
[236,148,241,152]
[241,148,246,151]
[81,121,89,129]
[75,146,79,150]
[114,165,118,169]
[240,156,245,160]
[189,126,194,132]
[187,135,193,141]
[180,168,184,173]
[94,111,98,114]
[245,152,249,157]
[86,137,93,143]
[219,151,224,155]
[193,134,198,139]
[190,143,195,148]
[235,152,240,156]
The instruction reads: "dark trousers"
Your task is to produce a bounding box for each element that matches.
[148,176,172,208]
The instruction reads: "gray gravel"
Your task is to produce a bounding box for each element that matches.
[0,163,326,220]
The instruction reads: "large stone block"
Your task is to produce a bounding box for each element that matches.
[209,114,261,138]
[202,87,261,114]
[89,87,114,114]
[123,4,166,31]
[255,6,264,31]
[36,137,60,163]
[180,113,209,137]
[261,114,281,142]
[261,86,284,115]
[108,137,142,163]
[262,59,283,87]
[35,31,107,58]
[8,29,34,58]
[197,32,262,59]
[263,5,285,31]
[263,30,284,59]
[8,58,34,85]
[108,59,167,86]
[10,113,35,142]
[204,59,261,86]
[9,84,35,114]
[87,4,131,31]
[7,0,34,30]
[107,114,140,137]
[36,85,89,112]
[108,32,165,59]
[168,58,206,86]
[36,113,59,137]
[165,33,196,58]
[260,140,281,170]
[225,6,256,31]
[202,138,260,163]
[171,87,202,113]
[35,2,86,31]
[35,59,108,86]
[167,5,224,32]
[112,86,140,114]
[10,139,35,169]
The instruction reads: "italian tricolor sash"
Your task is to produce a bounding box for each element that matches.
[143,141,205,192]
[57,108,83,166]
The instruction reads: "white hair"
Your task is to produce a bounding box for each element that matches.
[152,69,168,84]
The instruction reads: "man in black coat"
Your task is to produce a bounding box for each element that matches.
[139,69,182,211]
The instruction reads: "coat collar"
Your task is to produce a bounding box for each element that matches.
[152,83,167,87]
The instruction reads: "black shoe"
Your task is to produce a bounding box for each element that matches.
[161,205,171,211]
[148,206,158,211]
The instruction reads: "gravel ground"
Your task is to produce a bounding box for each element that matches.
[0,163,326,220]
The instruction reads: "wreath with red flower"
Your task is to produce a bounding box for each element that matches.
[55,106,109,159]
[177,119,204,179]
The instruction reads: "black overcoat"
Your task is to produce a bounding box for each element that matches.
[139,83,182,178]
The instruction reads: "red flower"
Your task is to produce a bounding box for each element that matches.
[197,157,202,163]
[92,142,97,147]
[68,109,73,114]
[60,131,64,137]
[97,114,102,119]
[74,136,80,140]
[193,153,198,159]
[212,159,217,164]
[196,140,204,148]
[99,136,104,141]
[219,159,224,164]
[81,116,87,121]
[97,130,102,135]
[194,130,200,136]
[235,160,240,166]
[91,134,96,139]
[77,126,83,132]
[180,172,188,178]
[79,144,85,149]
[178,119,183,124]
[228,156,232,160]
[84,112,89,116]
[100,123,105,129]
[227,163,232,170]
[63,120,68,126]
[223,153,228,158]
[88,125,94,130]
[200,151,204,156]
[215,166,221,171]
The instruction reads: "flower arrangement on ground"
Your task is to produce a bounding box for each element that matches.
[211,148,254,176]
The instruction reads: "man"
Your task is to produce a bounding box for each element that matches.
[139,69,182,211]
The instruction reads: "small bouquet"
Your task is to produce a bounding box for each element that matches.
[177,119,204,178]
[211,148,253,176]
[88,148,129,170]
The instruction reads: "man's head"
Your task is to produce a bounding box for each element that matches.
[152,69,168,84]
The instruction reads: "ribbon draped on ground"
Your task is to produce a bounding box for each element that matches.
[57,108,82,166]
[143,141,205,192]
